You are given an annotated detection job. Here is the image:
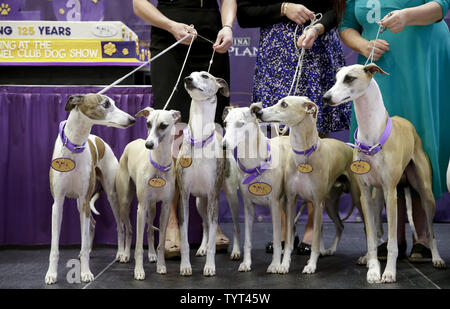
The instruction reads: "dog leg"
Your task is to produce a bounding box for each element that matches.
[223,175,241,260]
[156,200,171,274]
[239,198,254,272]
[360,186,381,283]
[303,201,324,274]
[134,202,148,280]
[179,190,192,276]
[45,196,65,284]
[381,187,398,283]
[204,197,219,276]
[279,192,296,274]
[116,168,134,263]
[147,203,157,263]
[79,200,94,283]
[267,200,282,274]
[323,194,344,256]
[195,197,209,257]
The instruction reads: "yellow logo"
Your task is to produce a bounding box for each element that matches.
[248,182,272,196]
[297,163,313,173]
[51,158,76,172]
[148,177,166,188]
[179,156,192,168]
[59,8,65,15]
[122,48,129,56]
[1,3,11,15]
[103,42,117,56]
[350,160,371,175]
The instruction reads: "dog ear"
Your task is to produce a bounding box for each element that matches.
[364,63,389,76]
[65,95,84,112]
[216,78,230,98]
[135,107,153,118]
[222,106,234,121]
[170,110,182,123]
[303,100,318,119]
[249,102,263,116]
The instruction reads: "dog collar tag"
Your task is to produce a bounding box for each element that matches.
[148,177,166,188]
[350,160,371,175]
[297,163,313,173]
[51,157,76,172]
[248,182,272,196]
[179,156,192,168]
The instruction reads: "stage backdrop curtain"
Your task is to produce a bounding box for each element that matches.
[0,85,207,246]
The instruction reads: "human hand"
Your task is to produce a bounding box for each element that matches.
[362,39,389,61]
[379,10,409,33]
[297,26,319,49]
[284,3,315,25]
[213,26,233,53]
[168,22,197,45]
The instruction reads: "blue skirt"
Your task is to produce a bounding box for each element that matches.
[252,22,351,134]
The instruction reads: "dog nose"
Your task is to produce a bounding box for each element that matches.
[145,141,154,149]
[222,142,227,151]
[129,117,136,125]
[322,94,332,105]
[184,76,193,84]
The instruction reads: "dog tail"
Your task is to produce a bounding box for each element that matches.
[89,186,103,216]
[340,202,355,222]
[405,186,419,240]
[294,201,307,223]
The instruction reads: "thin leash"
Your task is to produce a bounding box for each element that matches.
[364,23,386,65]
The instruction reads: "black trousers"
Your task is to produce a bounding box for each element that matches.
[150,0,230,125]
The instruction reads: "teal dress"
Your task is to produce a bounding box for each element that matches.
[341,0,450,199]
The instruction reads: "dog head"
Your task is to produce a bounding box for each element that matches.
[255,96,318,127]
[184,71,229,101]
[322,64,389,107]
[65,94,136,128]
[222,105,260,151]
[135,107,181,150]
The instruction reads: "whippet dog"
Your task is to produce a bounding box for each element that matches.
[222,105,290,273]
[45,94,136,284]
[255,96,361,274]
[115,108,181,280]
[176,71,239,276]
[323,63,445,283]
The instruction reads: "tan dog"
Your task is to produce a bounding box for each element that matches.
[115,108,180,280]
[323,63,445,283]
[255,96,361,275]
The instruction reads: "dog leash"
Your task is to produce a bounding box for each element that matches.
[364,13,391,65]
[346,116,392,156]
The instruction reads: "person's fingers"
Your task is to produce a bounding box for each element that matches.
[303,7,315,20]
[297,35,305,47]
[375,40,389,52]
[302,32,315,49]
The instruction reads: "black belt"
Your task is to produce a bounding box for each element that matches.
[158,0,218,9]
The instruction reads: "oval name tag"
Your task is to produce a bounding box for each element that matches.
[297,163,313,173]
[51,157,76,172]
[179,156,192,168]
[248,182,272,196]
[350,160,371,175]
[148,177,166,188]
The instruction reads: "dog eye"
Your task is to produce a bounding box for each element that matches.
[281,101,288,108]
[159,123,168,130]
[103,100,111,109]
[344,75,356,83]
[223,121,227,128]
[201,74,209,79]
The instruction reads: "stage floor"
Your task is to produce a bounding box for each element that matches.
[1,222,449,289]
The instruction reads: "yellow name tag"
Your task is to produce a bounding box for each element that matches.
[297,163,313,173]
[350,160,371,175]
[148,177,166,188]
[179,156,192,168]
[51,157,76,172]
[248,182,272,196]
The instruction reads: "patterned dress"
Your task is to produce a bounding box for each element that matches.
[253,22,351,134]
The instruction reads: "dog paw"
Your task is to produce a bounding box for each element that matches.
[45,272,58,285]
[432,258,446,269]
[134,268,145,280]
[81,271,95,283]
[203,265,216,277]
[180,264,192,276]
[148,253,157,263]
[230,250,241,261]
[381,270,396,283]
[157,264,167,275]
[266,263,280,274]
[302,264,317,274]
[277,264,290,274]
[196,247,207,257]
[321,248,335,256]
[119,253,130,263]
[238,261,251,272]
[357,255,367,265]
[366,269,381,284]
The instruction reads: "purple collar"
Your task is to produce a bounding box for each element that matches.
[292,140,319,158]
[347,117,393,156]
[149,151,172,172]
[183,126,215,148]
[233,140,272,185]
[59,120,86,153]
